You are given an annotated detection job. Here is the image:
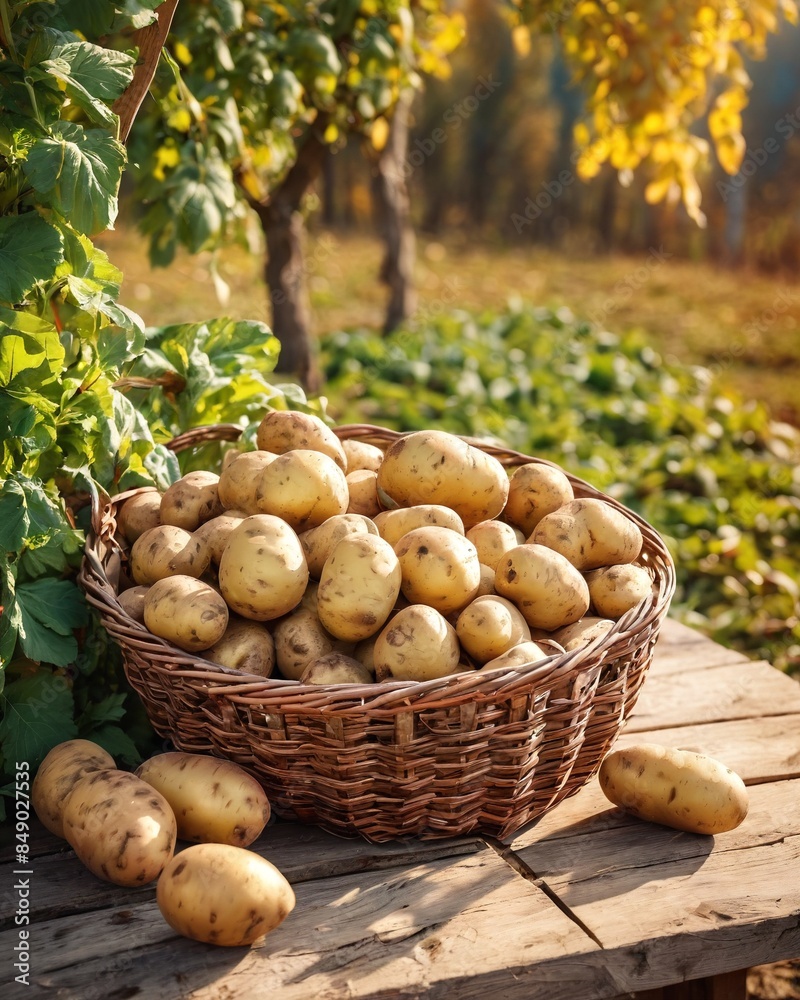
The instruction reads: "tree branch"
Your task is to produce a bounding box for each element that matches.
[113,0,180,144]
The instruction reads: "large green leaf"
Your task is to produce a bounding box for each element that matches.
[42,39,135,127]
[15,578,89,665]
[0,673,79,770]
[0,214,65,303]
[0,317,64,393]
[22,122,126,235]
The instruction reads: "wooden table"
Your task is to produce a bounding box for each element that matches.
[4,619,800,1000]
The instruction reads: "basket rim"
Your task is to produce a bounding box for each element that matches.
[79,421,676,715]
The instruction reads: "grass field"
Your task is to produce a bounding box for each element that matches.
[98,224,800,425]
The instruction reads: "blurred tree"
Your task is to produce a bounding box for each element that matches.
[129,0,464,390]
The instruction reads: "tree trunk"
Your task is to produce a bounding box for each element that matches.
[372,89,417,334]
[245,127,330,392]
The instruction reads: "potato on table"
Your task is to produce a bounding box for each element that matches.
[62,769,177,885]
[599,743,749,834]
[136,752,270,846]
[32,739,116,839]
[157,843,295,946]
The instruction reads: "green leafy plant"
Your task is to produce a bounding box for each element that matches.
[0,1,291,810]
[320,305,800,675]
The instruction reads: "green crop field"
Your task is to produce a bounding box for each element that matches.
[100,224,800,427]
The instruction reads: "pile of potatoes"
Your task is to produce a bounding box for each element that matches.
[32,739,294,947]
[115,410,655,685]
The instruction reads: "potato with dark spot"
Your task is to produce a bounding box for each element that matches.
[117,490,161,543]
[394,526,481,616]
[157,843,295,946]
[217,451,278,513]
[298,513,379,578]
[62,769,177,886]
[31,739,116,839]
[272,607,353,680]
[372,504,465,547]
[205,616,275,677]
[218,514,309,621]
[456,595,531,664]
[193,510,248,564]
[160,471,224,531]
[465,519,520,571]
[532,497,643,571]
[255,449,349,532]
[373,605,460,682]
[256,409,346,470]
[130,524,211,585]
[599,744,749,834]
[136,752,270,846]
[494,543,590,631]
[144,576,229,652]
[117,585,150,624]
[341,438,384,473]
[300,651,375,685]
[585,564,654,618]
[504,463,574,536]
[376,429,509,528]
[317,533,402,642]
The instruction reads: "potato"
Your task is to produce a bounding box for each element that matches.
[465,519,520,570]
[205,617,275,677]
[256,409,346,471]
[144,575,229,652]
[318,534,402,641]
[299,513,379,578]
[346,469,381,518]
[117,585,150,623]
[272,608,353,680]
[532,497,643,571]
[160,471,224,531]
[376,429,509,528]
[586,564,653,618]
[504,463,574,536]
[193,510,248,564]
[342,438,384,473]
[456,595,532,664]
[374,605,461,682]
[135,752,270,846]
[551,617,615,652]
[117,490,161,543]
[599,743,749,834]
[31,739,116,839]
[352,634,379,676]
[300,652,375,685]
[62,769,177,885]
[129,524,211,585]
[217,451,278,513]
[218,514,309,621]
[494,543,590,630]
[394,526,481,616]
[482,640,551,672]
[372,504,465,547]
[157,843,295,946]
[255,449,349,531]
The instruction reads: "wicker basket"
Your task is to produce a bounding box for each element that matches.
[78,423,676,842]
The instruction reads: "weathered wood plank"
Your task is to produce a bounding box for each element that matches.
[544,833,800,994]
[0,819,482,932]
[650,621,749,673]
[5,849,607,1000]
[628,659,800,733]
